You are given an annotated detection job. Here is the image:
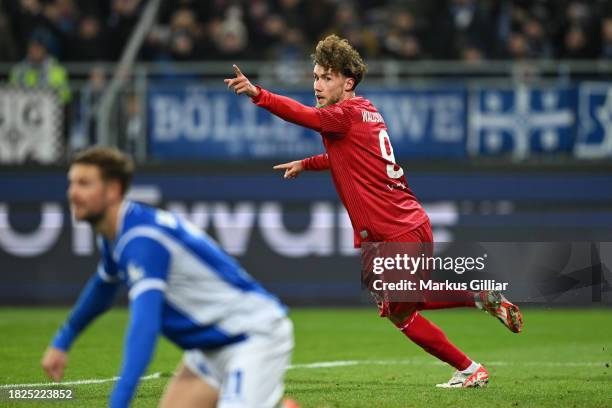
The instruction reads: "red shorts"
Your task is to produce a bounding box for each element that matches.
[372,220,433,318]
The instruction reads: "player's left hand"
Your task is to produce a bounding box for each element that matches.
[273,160,303,179]
[41,347,68,382]
[224,64,259,98]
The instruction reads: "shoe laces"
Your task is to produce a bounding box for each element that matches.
[448,370,468,384]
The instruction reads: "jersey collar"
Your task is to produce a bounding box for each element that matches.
[115,200,133,239]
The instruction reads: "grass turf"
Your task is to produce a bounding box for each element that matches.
[0,308,610,407]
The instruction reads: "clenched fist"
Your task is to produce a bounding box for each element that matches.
[41,347,68,382]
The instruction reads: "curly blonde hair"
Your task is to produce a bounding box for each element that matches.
[312,34,367,90]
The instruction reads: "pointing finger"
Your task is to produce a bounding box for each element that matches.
[233,64,244,78]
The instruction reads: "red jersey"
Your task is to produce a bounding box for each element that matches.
[252,88,429,246]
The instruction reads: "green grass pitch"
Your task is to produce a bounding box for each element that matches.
[0,308,610,407]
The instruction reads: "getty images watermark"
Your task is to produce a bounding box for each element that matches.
[370,252,508,292]
[360,242,612,304]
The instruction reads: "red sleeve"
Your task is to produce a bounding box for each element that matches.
[301,153,330,171]
[251,87,322,131]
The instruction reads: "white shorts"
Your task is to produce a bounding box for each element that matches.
[183,317,294,408]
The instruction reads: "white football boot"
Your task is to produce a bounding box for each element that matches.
[436,364,489,388]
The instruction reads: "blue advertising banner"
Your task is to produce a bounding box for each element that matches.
[468,86,576,160]
[146,82,612,161]
[364,88,467,158]
[574,82,612,159]
[147,85,468,160]
[1,169,612,305]
[147,84,323,160]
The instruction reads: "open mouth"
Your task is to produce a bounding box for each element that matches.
[316,96,325,103]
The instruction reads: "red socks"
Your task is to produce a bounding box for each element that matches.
[398,312,471,371]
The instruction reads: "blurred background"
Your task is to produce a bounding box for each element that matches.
[0,0,610,307]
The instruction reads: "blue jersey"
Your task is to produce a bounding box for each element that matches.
[51,201,286,407]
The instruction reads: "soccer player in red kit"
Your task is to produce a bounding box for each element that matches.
[225,34,523,388]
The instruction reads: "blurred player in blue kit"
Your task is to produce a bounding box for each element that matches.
[41,147,297,408]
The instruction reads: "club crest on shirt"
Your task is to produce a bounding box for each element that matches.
[156,210,178,229]
[127,262,145,283]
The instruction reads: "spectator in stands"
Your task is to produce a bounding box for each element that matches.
[601,17,612,59]
[381,9,423,60]
[272,27,307,62]
[69,66,105,151]
[428,0,500,60]
[119,91,143,156]
[254,13,287,59]
[67,15,107,61]
[558,1,600,59]
[107,0,142,60]
[381,30,421,60]
[4,0,612,64]
[275,0,305,35]
[496,1,553,59]
[326,1,379,58]
[522,15,553,58]
[157,0,212,26]
[328,2,359,38]
[0,4,17,61]
[143,8,208,62]
[460,45,484,63]
[296,0,337,43]
[3,0,60,59]
[505,31,530,59]
[166,8,207,61]
[46,0,78,37]
[562,25,592,59]
[9,27,71,105]
[212,5,251,60]
[344,25,379,60]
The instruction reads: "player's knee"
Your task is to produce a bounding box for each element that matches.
[388,310,418,329]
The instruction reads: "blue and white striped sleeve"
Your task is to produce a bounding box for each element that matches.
[110,236,170,408]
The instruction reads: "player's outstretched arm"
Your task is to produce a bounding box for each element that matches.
[42,273,120,381]
[225,64,323,131]
[274,153,330,178]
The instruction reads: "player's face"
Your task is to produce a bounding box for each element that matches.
[67,164,113,225]
[313,64,351,108]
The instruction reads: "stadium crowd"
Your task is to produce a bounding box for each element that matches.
[2,0,612,63]
[1,0,611,159]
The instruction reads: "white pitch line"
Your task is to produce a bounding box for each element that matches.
[287,359,608,369]
[289,360,362,369]
[0,372,161,389]
[1,359,608,389]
